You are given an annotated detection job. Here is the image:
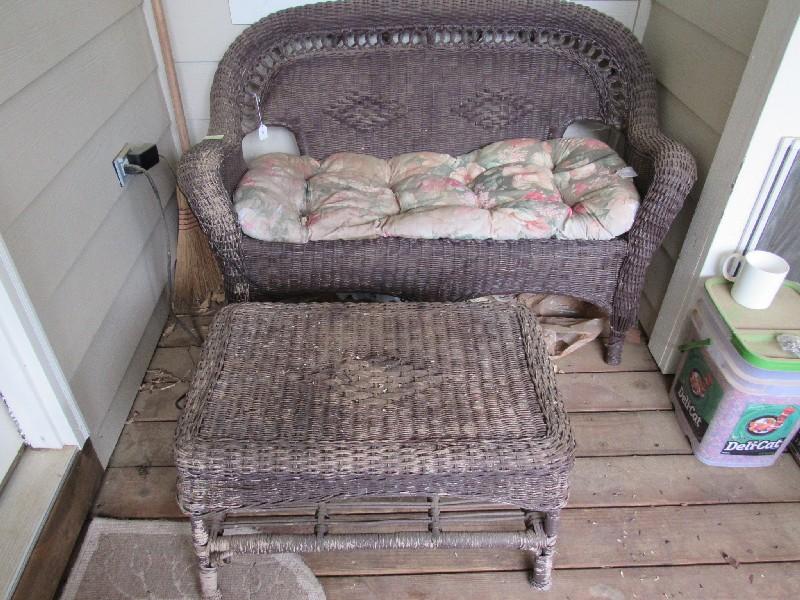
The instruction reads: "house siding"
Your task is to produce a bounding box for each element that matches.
[0,0,177,464]
[638,0,768,332]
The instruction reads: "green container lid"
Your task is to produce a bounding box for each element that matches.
[704,277,800,372]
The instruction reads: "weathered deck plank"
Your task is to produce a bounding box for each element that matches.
[557,371,672,411]
[90,316,800,599]
[319,562,800,599]
[300,503,800,575]
[555,336,658,373]
[127,370,673,423]
[92,501,800,575]
[94,455,800,519]
[107,411,692,468]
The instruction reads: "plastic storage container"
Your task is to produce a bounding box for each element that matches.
[670,278,800,467]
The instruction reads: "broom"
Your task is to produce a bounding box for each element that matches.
[151,0,222,310]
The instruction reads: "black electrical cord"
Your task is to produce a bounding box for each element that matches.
[124,163,203,347]
[157,154,177,179]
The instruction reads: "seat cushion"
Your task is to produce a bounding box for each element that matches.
[233,138,639,244]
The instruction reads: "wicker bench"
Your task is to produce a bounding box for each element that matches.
[177,0,697,365]
[175,301,575,598]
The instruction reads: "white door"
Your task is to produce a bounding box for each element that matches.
[0,399,23,488]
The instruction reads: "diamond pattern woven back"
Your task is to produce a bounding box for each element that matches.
[322,91,406,133]
[192,303,548,443]
[262,49,602,157]
[453,88,538,130]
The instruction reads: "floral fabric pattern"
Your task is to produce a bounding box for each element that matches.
[233,138,640,243]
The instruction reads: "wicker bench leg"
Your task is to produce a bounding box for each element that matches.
[191,516,223,600]
[605,330,625,365]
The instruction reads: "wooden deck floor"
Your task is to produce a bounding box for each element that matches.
[93,313,800,599]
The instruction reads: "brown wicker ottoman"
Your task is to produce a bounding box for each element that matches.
[175,302,575,598]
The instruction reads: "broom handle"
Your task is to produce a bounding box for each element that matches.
[151,0,191,154]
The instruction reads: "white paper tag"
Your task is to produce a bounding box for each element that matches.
[616,166,638,179]
[252,92,268,140]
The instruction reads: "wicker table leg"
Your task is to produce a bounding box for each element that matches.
[530,546,555,590]
[193,504,558,594]
[544,510,560,537]
[191,516,223,600]
[526,510,559,590]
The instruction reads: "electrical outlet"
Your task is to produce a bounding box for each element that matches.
[113,145,130,187]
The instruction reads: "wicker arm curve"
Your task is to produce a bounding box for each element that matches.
[177,140,249,301]
[606,127,697,363]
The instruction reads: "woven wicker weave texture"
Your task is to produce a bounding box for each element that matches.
[177,0,698,364]
[175,301,574,597]
[176,301,574,514]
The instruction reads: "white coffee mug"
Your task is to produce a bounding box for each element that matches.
[721,250,789,310]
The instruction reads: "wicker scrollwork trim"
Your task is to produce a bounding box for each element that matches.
[239,25,628,133]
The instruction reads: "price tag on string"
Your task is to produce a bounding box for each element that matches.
[252,92,269,140]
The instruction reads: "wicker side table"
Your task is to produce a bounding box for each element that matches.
[176,302,575,598]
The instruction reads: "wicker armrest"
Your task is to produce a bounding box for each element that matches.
[178,140,249,300]
[627,128,697,250]
[608,128,697,342]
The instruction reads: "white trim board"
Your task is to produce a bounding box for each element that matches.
[633,0,651,40]
[648,0,800,372]
[227,0,644,32]
[0,447,77,598]
[0,403,23,487]
[0,235,88,448]
[228,0,650,26]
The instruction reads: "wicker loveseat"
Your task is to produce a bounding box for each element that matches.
[178,0,696,364]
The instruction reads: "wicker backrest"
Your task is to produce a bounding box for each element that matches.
[209,0,656,158]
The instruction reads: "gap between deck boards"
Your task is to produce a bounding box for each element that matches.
[316,562,800,599]
[131,367,673,423]
[94,454,800,520]
[107,410,693,469]
[91,500,800,576]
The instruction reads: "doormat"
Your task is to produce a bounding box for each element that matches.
[60,518,326,600]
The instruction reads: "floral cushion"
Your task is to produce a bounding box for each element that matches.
[234,138,640,243]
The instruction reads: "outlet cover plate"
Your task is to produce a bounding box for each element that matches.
[113,145,130,187]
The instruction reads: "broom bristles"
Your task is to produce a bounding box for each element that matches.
[173,189,222,310]
[151,0,222,311]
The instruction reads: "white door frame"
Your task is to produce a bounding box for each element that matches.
[648,0,800,373]
[0,234,88,448]
[0,402,23,485]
